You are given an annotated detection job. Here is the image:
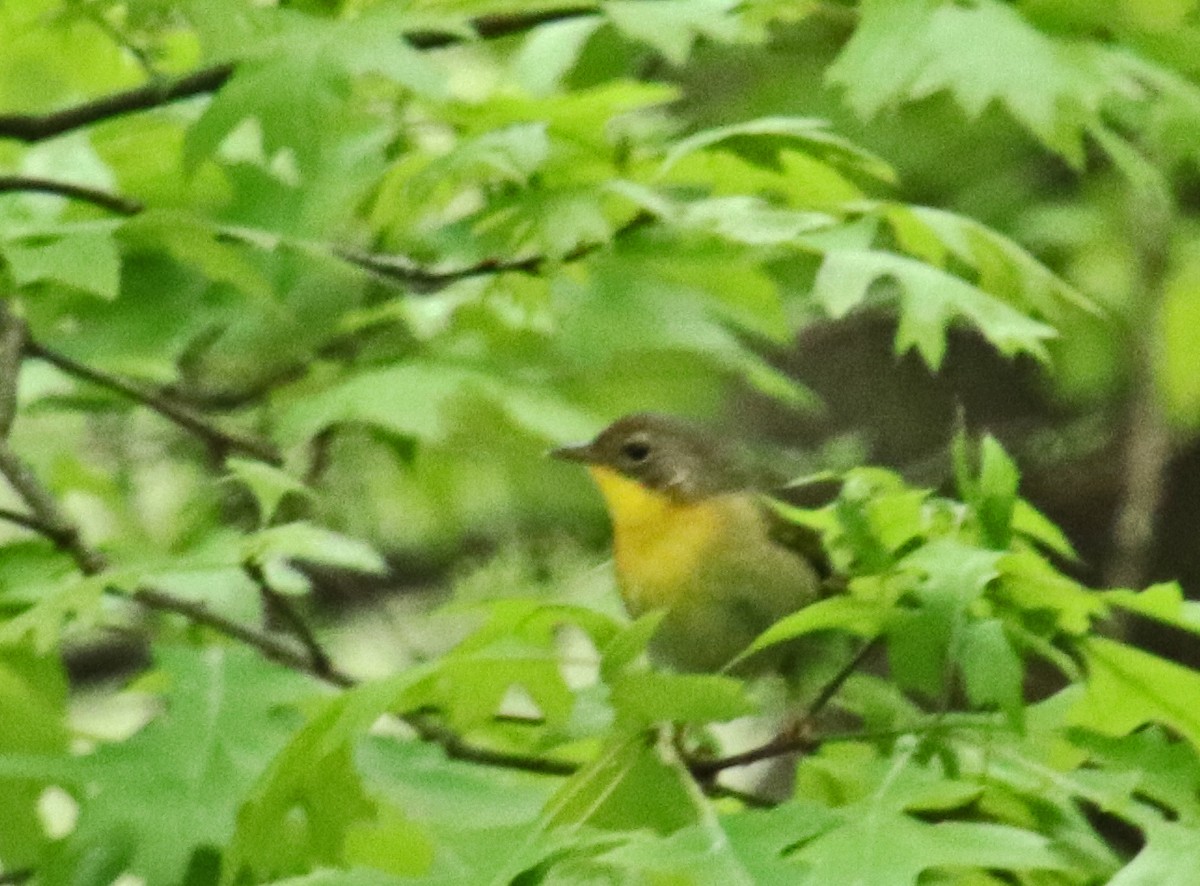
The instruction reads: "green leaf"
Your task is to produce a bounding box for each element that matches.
[976,435,1020,550]
[605,0,739,65]
[996,550,1104,636]
[1109,818,1200,886]
[342,805,435,877]
[738,596,889,664]
[813,250,1057,368]
[43,646,311,885]
[0,644,68,868]
[225,457,312,527]
[1011,499,1078,559]
[599,611,667,681]
[513,17,605,95]
[227,669,428,882]
[794,815,1064,885]
[245,522,387,575]
[3,227,121,299]
[888,541,1004,699]
[609,671,755,728]
[660,116,894,182]
[1158,250,1200,430]
[906,0,1107,166]
[826,0,939,119]
[1104,583,1200,635]
[959,619,1024,725]
[275,363,475,446]
[545,733,702,834]
[1070,637,1200,752]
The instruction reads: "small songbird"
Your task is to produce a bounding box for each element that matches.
[551,412,829,674]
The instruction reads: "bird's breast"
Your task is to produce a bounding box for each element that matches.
[586,466,731,613]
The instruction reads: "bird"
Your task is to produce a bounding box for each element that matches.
[551,412,833,675]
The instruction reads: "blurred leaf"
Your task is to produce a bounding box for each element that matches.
[44,646,310,885]
[660,116,894,182]
[738,596,889,664]
[1105,582,1200,635]
[888,541,1004,699]
[609,671,755,728]
[959,619,1024,726]
[1011,499,1078,559]
[1157,250,1200,429]
[3,226,121,299]
[545,733,702,834]
[227,669,426,882]
[0,644,68,868]
[245,522,387,575]
[604,0,739,65]
[225,457,313,526]
[1071,637,1200,752]
[813,249,1056,367]
[1108,818,1200,886]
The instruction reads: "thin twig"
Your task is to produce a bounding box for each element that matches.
[0,6,601,144]
[0,443,108,575]
[688,638,880,779]
[0,63,235,142]
[803,637,880,721]
[246,561,336,680]
[405,712,581,776]
[688,729,818,780]
[130,586,356,688]
[0,176,144,215]
[0,302,25,437]
[0,505,62,538]
[334,212,652,290]
[26,341,282,465]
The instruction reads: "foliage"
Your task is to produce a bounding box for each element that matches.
[2,0,1200,884]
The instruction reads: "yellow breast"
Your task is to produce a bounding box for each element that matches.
[586,466,729,613]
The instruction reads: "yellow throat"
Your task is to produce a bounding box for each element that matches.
[586,465,729,613]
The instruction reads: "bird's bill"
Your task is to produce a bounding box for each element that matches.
[548,441,596,463]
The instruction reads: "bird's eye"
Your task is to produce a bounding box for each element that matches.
[620,439,651,463]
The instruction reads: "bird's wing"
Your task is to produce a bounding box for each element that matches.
[760,474,843,581]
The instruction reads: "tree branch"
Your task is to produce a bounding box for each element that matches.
[246,561,337,681]
[1105,200,1174,589]
[333,212,651,291]
[0,63,235,142]
[0,6,601,143]
[0,302,25,438]
[130,586,356,687]
[26,340,283,466]
[0,176,144,215]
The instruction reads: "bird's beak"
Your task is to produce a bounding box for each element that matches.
[548,441,596,463]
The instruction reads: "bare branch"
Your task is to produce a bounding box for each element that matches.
[803,638,880,722]
[0,505,64,539]
[131,586,357,688]
[0,443,108,575]
[688,726,818,780]
[0,302,26,437]
[246,561,337,680]
[0,176,144,215]
[0,63,235,142]
[26,341,283,466]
